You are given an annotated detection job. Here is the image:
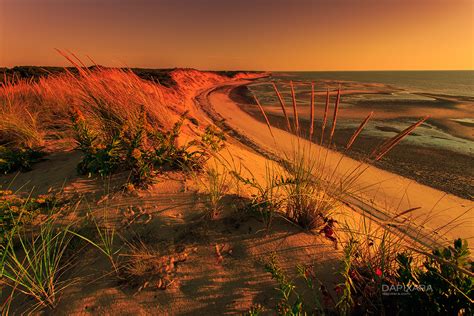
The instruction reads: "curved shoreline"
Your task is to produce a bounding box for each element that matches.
[229,85,474,199]
[195,80,474,248]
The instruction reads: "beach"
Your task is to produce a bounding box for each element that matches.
[1,68,472,314]
[229,80,474,199]
[197,80,473,245]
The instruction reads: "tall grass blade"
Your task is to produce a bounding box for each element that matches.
[290,81,299,133]
[346,111,373,150]
[372,116,429,160]
[321,88,330,145]
[309,81,315,141]
[328,87,340,144]
[272,82,292,132]
[253,93,275,139]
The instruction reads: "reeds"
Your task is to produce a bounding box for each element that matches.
[346,111,373,150]
[309,82,315,141]
[371,116,429,160]
[328,87,341,144]
[272,82,292,132]
[247,80,429,233]
[290,81,299,133]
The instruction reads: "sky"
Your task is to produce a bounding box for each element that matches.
[0,0,473,70]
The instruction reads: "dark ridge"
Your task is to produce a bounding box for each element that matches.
[0,66,253,88]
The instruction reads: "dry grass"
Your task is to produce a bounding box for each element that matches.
[0,52,231,154]
[118,240,187,292]
[251,80,428,232]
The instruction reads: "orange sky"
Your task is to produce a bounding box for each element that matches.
[0,0,473,70]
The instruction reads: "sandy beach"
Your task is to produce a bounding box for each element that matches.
[197,80,474,247]
[230,85,474,199]
[2,0,473,312]
[1,69,472,314]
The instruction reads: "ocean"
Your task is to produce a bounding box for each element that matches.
[247,71,474,156]
[239,71,473,198]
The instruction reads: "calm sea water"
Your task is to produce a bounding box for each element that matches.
[269,71,474,97]
[248,71,474,155]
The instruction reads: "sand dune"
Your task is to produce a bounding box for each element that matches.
[196,80,474,248]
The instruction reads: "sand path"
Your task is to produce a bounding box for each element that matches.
[195,80,474,249]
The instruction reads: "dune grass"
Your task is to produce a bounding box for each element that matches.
[1,57,471,314]
[232,81,473,314]
[0,218,77,312]
[0,51,230,177]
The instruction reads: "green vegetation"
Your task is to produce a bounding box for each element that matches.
[1,219,76,312]
[231,163,283,230]
[0,190,62,247]
[392,239,473,315]
[72,108,226,188]
[333,237,474,315]
[264,254,306,315]
[263,254,328,315]
[260,238,473,315]
[1,59,470,314]
[0,146,45,174]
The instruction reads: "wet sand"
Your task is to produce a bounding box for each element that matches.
[230,85,474,199]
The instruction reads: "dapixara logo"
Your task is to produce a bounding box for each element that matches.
[382,284,433,296]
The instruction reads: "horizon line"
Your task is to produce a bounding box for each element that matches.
[1,65,473,72]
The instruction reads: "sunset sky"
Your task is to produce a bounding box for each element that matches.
[1,0,473,70]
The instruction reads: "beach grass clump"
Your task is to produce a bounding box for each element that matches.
[281,144,340,231]
[231,162,284,230]
[0,81,46,150]
[0,219,77,312]
[0,81,47,173]
[249,82,427,233]
[201,162,231,218]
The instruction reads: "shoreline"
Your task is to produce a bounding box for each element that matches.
[230,85,473,199]
[197,80,473,247]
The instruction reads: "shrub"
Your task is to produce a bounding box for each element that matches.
[0,190,62,248]
[72,108,225,188]
[337,237,473,314]
[392,239,473,315]
[152,115,204,170]
[0,146,45,174]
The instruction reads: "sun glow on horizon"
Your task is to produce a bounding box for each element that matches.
[1,0,473,70]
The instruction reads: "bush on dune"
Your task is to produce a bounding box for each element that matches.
[0,52,232,176]
[72,105,226,188]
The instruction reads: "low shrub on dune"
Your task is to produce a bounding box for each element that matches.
[0,190,65,246]
[0,51,232,177]
[0,146,45,174]
[71,106,226,188]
